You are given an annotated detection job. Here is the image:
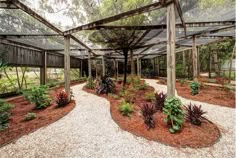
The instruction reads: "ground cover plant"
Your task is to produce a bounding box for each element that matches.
[119,99,133,117]
[23,112,36,121]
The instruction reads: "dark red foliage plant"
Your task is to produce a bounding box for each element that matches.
[55,91,69,107]
[155,91,166,111]
[184,103,207,126]
[139,103,156,129]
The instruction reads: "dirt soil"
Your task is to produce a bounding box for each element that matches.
[0,81,84,147]
[157,79,235,108]
[83,81,220,148]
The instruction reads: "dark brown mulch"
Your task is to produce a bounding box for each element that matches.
[83,81,221,148]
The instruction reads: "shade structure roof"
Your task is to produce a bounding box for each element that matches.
[0,0,235,59]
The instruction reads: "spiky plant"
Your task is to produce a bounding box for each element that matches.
[184,103,207,125]
[155,91,166,111]
[139,103,156,129]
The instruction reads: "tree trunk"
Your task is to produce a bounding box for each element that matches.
[228,44,236,83]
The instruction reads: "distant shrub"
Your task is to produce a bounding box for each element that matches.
[119,99,134,117]
[96,75,115,94]
[85,77,95,89]
[108,93,119,100]
[0,99,14,131]
[124,90,135,103]
[189,81,199,95]
[23,85,51,109]
[139,103,156,129]
[24,112,36,121]
[179,79,186,86]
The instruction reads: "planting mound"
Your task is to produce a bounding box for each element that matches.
[0,84,78,147]
[83,81,221,148]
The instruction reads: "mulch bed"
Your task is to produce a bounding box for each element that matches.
[83,81,221,148]
[157,79,235,108]
[0,81,84,147]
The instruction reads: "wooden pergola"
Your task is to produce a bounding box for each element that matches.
[0,0,235,99]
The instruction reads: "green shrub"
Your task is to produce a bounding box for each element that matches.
[85,77,95,89]
[139,82,148,90]
[23,85,51,109]
[0,99,14,131]
[163,97,185,133]
[179,79,186,86]
[118,87,126,97]
[119,99,134,117]
[189,81,199,95]
[144,92,155,102]
[24,112,36,121]
[124,90,135,103]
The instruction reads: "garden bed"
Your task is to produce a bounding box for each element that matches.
[0,82,81,147]
[83,80,221,148]
[157,79,235,108]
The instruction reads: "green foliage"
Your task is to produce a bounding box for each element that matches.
[163,97,185,133]
[144,92,155,102]
[189,81,199,95]
[179,79,186,86]
[0,99,14,131]
[23,85,51,109]
[118,86,126,97]
[85,77,95,89]
[124,90,135,103]
[119,99,134,117]
[138,82,148,90]
[24,112,36,121]
[176,64,185,78]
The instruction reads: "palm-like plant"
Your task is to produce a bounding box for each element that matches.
[184,103,207,125]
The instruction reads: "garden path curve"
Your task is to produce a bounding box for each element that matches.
[0,79,235,158]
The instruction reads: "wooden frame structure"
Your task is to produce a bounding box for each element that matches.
[0,0,235,97]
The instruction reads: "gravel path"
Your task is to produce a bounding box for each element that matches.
[0,80,235,158]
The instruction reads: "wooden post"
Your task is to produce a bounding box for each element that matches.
[117,60,119,78]
[40,51,47,85]
[137,56,140,77]
[130,49,134,77]
[197,47,200,76]
[80,59,83,77]
[192,35,198,81]
[88,50,92,78]
[213,50,219,77]
[182,51,186,77]
[102,55,105,76]
[140,58,142,77]
[157,56,160,76]
[64,35,70,100]
[95,59,98,79]
[166,2,176,97]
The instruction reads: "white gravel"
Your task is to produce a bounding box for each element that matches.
[0,80,235,158]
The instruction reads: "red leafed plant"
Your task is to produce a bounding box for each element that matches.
[139,103,156,129]
[55,91,69,107]
[184,103,207,126]
[155,91,166,111]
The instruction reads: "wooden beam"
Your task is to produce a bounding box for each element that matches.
[166,2,176,97]
[64,0,172,35]
[82,21,236,30]
[192,35,198,80]
[0,1,17,9]
[64,35,71,100]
